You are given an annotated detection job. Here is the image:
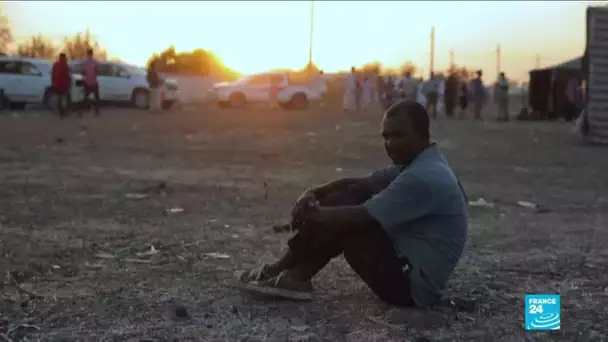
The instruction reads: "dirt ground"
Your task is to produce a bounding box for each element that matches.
[0,105,607,341]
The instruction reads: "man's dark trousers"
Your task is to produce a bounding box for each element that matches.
[287,184,414,306]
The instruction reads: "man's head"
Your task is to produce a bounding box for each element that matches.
[499,72,505,79]
[405,71,412,78]
[87,49,93,58]
[149,60,157,70]
[351,66,356,73]
[476,70,483,78]
[430,71,435,79]
[319,70,324,75]
[59,53,67,62]
[381,100,431,166]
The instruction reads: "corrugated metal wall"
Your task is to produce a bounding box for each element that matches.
[586,7,608,144]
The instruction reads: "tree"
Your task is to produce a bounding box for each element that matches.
[361,61,382,75]
[399,61,417,76]
[62,30,107,60]
[0,9,12,53]
[146,46,240,81]
[16,35,58,59]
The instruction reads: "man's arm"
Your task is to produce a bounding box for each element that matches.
[301,171,436,235]
[308,178,364,199]
[303,205,378,232]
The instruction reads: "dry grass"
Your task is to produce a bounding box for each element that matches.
[0,104,607,341]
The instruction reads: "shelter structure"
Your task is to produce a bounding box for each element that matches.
[528,57,582,121]
[582,6,608,144]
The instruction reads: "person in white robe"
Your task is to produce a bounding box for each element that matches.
[343,67,357,111]
[361,77,373,108]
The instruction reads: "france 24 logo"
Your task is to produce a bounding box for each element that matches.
[525,294,560,330]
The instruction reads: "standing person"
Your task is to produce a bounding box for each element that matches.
[470,70,486,120]
[494,72,509,121]
[361,77,373,108]
[354,74,362,111]
[564,77,578,121]
[400,71,418,101]
[376,75,386,108]
[444,73,458,118]
[268,74,283,109]
[422,72,440,118]
[51,53,71,118]
[343,67,357,112]
[458,82,469,118]
[313,70,328,107]
[147,60,162,112]
[81,48,100,117]
[382,76,395,110]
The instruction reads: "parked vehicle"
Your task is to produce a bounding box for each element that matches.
[210,72,322,110]
[68,60,180,110]
[0,56,85,110]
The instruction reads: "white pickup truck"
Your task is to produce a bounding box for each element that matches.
[210,72,322,110]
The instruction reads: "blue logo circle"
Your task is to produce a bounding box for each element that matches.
[530,313,560,330]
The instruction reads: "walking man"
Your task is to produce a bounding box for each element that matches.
[51,53,71,118]
[81,49,100,117]
[494,72,509,121]
[422,72,441,118]
[236,100,469,308]
[470,70,486,120]
[147,60,162,112]
[343,67,357,112]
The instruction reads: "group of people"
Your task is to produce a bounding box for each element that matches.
[342,67,378,111]
[50,49,164,118]
[342,67,511,122]
[51,49,101,118]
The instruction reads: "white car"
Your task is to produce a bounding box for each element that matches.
[210,72,322,110]
[68,60,180,109]
[0,56,83,110]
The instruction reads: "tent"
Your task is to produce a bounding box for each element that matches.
[528,57,583,120]
[581,6,608,144]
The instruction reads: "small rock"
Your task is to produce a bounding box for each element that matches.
[174,305,189,319]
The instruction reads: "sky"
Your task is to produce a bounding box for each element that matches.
[2,1,600,82]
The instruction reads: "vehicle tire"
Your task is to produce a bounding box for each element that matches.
[229,93,247,109]
[9,102,26,111]
[290,93,308,110]
[217,101,230,109]
[44,88,59,111]
[0,88,6,111]
[132,89,149,109]
[162,100,174,110]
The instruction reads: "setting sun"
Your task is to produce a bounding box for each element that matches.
[3,1,594,81]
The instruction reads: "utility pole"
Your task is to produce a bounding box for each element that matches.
[535,54,541,69]
[430,26,435,76]
[308,0,315,73]
[449,49,455,71]
[496,44,502,77]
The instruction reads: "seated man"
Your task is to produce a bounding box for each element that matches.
[236,100,468,308]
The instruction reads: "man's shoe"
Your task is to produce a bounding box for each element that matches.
[234,264,276,283]
[238,271,314,301]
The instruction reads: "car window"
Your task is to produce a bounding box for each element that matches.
[70,62,84,74]
[248,74,270,85]
[18,62,41,76]
[97,63,114,77]
[0,61,19,74]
